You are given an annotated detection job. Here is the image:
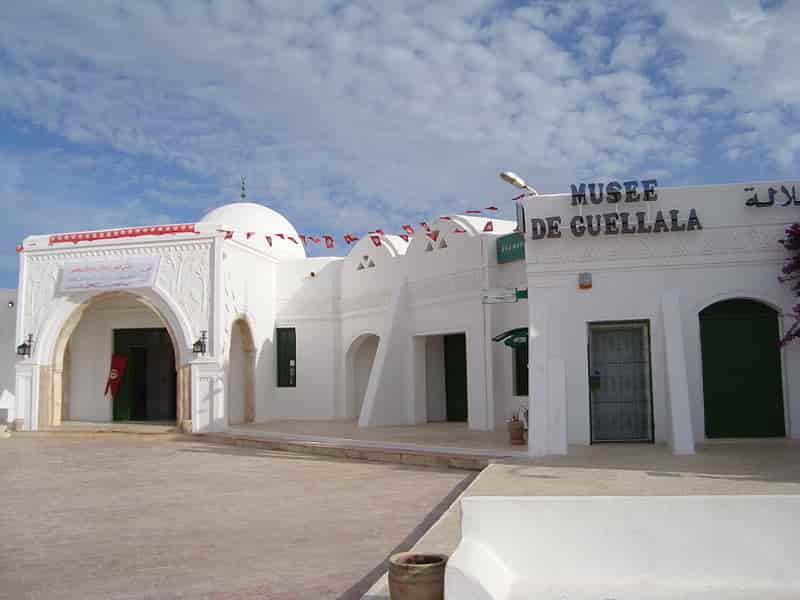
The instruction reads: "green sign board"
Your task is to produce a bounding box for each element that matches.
[496,232,525,264]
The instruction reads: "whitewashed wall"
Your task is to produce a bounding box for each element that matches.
[0,289,18,422]
[520,181,800,451]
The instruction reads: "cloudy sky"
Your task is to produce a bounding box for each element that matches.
[0,0,798,286]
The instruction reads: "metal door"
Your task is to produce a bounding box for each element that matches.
[589,322,653,442]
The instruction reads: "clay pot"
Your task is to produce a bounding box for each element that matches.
[508,419,525,445]
[388,552,448,600]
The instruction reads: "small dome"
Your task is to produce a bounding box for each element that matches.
[200,202,306,260]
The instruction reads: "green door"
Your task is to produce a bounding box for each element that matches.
[113,328,176,422]
[444,333,468,422]
[700,299,785,438]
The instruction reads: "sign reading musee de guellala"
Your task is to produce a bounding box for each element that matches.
[523,179,703,240]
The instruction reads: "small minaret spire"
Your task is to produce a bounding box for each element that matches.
[240,176,247,200]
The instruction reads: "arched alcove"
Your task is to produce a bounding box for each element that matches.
[699,298,785,438]
[45,292,184,427]
[345,334,380,421]
[227,317,256,426]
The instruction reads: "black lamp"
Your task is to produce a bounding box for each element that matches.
[16,333,32,357]
[193,330,208,355]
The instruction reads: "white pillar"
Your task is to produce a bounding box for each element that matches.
[191,359,225,433]
[661,292,696,455]
[527,299,568,456]
[14,362,38,431]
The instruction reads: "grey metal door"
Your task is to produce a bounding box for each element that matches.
[589,322,653,442]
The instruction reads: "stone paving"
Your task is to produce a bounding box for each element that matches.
[0,434,473,600]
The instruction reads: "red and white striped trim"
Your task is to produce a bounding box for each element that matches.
[49,223,196,245]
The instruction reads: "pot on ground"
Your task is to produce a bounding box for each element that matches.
[508,419,525,445]
[388,552,447,600]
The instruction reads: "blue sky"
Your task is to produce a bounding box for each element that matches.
[0,0,798,287]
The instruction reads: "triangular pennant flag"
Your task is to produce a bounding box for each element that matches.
[287,236,299,244]
[512,193,526,202]
[453,228,467,233]
[265,235,272,247]
[483,221,494,232]
[401,224,414,235]
[223,230,233,240]
[426,230,439,241]
[275,233,285,239]
[299,234,307,245]
[370,229,385,235]
[439,216,452,220]
[399,234,409,242]
[370,234,382,247]
[310,237,321,244]
[15,244,23,253]
[324,235,335,249]
[344,234,359,244]
[465,209,481,214]
[420,221,430,231]
[246,231,255,239]
[484,206,498,211]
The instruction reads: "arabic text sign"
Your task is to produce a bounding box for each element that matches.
[482,288,518,304]
[744,184,798,208]
[60,256,161,292]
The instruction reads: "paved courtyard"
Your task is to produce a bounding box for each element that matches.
[0,434,472,600]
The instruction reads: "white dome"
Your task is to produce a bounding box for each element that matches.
[200,202,306,260]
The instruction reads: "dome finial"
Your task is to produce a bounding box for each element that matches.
[240,176,247,200]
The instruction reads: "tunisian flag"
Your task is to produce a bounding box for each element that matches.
[104,355,128,399]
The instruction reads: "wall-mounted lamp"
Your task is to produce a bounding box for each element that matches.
[310,271,316,278]
[7,300,14,309]
[192,330,208,355]
[16,333,33,357]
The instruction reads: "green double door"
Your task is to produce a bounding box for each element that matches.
[444,334,468,422]
[700,299,785,438]
[113,328,177,422]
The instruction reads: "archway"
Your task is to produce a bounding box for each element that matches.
[227,318,256,426]
[700,298,785,438]
[346,334,380,420]
[52,292,182,426]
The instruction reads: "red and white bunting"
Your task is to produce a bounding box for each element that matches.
[299,234,307,245]
[399,234,409,242]
[453,227,467,233]
[275,233,285,239]
[420,221,430,231]
[483,221,494,232]
[324,235,335,248]
[401,224,414,235]
[426,230,439,241]
[310,237,321,244]
[15,244,23,253]
[265,235,272,247]
[370,229,385,235]
[246,231,255,239]
[223,230,234,240]
[287,236,298,244]
[49,223,196,245]
[439,216,452,220]
[484,205,498,211]
[344,234,359,244]
[465,209,481,214]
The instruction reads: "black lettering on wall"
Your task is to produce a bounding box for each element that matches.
[571,183,587,206]
[588,183,604,204]
[642,179,658,201]
[546,216,562,238]
[620,212,636,234]
[530,218,547,240]
[669,209,686,232]
[636,211,652,234]
[624,180,641,202]
[653,210,669,233]
[606,181,622,203]
[570,215,586,237]
[586,214,602,236]
[686,208,703,231]
[603,213,619,235]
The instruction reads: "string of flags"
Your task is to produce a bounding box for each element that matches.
[214,205,499,249]
[32,206,501,252]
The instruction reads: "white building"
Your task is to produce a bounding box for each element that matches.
[7,180,800,456]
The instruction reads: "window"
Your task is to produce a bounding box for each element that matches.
[276,327,296,387]
[513,342,528,396]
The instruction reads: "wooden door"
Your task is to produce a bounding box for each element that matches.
[444,333,468,422]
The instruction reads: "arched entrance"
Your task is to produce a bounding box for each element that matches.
[53,292,181,425]
[227,318,256,425]
[700,298,785,438]
[346,334,379,420]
